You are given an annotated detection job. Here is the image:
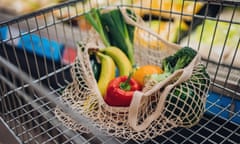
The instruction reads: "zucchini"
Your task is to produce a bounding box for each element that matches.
[90,55,101,81]
[164,64,210,125]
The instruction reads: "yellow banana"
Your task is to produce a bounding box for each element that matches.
[102,46,132,76]
[83,96,97,111]
[96,52,116,97]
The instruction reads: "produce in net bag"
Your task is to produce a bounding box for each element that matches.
[55,7,210,140]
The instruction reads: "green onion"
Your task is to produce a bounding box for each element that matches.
[85,8,110,47]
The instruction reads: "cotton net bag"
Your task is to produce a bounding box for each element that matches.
[55,7,211,140]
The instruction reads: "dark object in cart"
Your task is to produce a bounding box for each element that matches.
[0,0,239,143]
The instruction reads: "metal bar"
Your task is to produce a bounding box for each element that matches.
[0,56,89,143]
[0,53,130,144]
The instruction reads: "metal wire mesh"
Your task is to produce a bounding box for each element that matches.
[0,0,239,143]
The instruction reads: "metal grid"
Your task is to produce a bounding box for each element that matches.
[0,0,239,143]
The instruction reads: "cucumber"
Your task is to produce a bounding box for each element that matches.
[90,55,101,81]
[164,64,210,125]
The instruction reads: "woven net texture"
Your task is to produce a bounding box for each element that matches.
[55,8,211,141]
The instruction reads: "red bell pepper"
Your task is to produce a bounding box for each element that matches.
[104,75,141,107]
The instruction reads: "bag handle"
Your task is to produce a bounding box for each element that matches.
[120,8,181,50]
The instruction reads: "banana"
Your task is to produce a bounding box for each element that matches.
[102,46,132,76]
[96,52,116,97]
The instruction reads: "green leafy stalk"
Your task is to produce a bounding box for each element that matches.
[100,9,135,64]
[85,8,110,47]
[125,9,136,43]
[85,8,136,65]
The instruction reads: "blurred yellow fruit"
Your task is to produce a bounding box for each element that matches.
[132,0,204,20]
[134,19,188,49]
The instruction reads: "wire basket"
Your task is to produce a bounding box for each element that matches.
[0,0,239,144]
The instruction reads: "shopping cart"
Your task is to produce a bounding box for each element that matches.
[0,0,239,143]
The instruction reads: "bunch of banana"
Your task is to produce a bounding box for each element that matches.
[93,46,132,97]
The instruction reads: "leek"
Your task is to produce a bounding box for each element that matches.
[85,8,136,65]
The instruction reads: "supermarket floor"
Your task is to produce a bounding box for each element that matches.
[0,118,19,144]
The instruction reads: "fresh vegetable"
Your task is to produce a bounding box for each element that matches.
[85,8,136,64]
[150,47,197,82]
[85,8,110,46]
[77,42,101,82]
[100,9,136,64]
[90,55,101,81]
[164,64,210,124]
[104,75,141,107]
[132,65,163,87]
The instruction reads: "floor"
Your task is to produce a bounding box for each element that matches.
[0,118,19,144]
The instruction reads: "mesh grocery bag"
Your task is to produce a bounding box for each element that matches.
[55,7,211,140]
